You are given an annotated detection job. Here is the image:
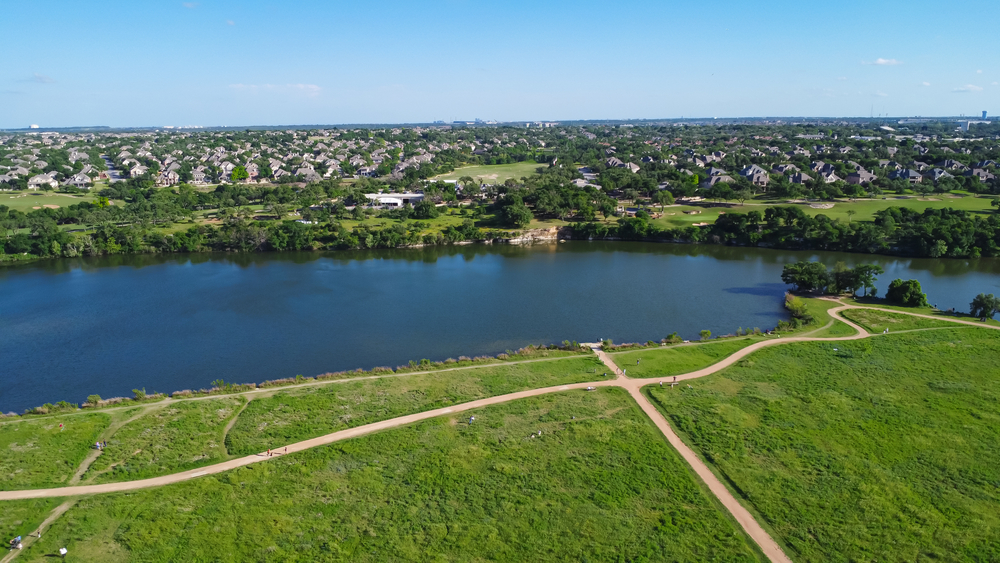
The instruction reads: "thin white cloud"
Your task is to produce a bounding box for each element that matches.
[229,83,322,97]
[837,76,847,81]
[863,58,901,66]
[976,69,983,74]
[921,81,931,86]
[182,2,198,8]
[874,91,889,97]
[21,73,55,84]
[993,82,999,86]
[953,84,983,92]
[226,19,235,25]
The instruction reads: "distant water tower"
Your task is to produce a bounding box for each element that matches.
[984,110,988,119]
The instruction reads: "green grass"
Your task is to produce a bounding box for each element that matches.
[226,357,605,455]
[610,338,761,379]
[0,414,109,490]
[0,499,62,545]
[0,191,99,213]
[841,307,962,333]
[83,398,245,483]
[18,389,762,562]
[796,297,859,338]
[647,329,1000,562]
[849,299,1000,328]
[432,162,545,183]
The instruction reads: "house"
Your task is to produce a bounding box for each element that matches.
[889,169,923,184]
[130,164,148,177]
[772,163,799,174]
[936,159,967,171]
[27,173,59,190]
[705,167,728,177]
[846,170,877,185]
[739,164,770,186]
[156,170,180,187]
[966,168,996,181]
[605,157,625,168]
[789,172,812,184]
[355,166,378,178]
[923,168,953,182]
[364,193,424,207]
[296,167,322,182]
[624,162,640,173]
[191,170,208,184]
[65,172,92,189]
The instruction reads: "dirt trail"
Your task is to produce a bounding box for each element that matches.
[0,304,993,562]
[0,500,76,563]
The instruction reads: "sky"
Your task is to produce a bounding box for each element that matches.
[2,0,999,128]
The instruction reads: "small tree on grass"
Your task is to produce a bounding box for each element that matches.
[86,395,102,406]
[885,279,928,307]
[699,330,712,340]
[970,293,1000,320]
[132,388,147,400]
[231,166,249,183]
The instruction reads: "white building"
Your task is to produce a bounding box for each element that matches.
[364,193,425,208]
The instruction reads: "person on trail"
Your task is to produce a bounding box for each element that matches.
[637,359,640,365]
[659,381,662,387]
[284,447,287,454]
[674,376,677,383]
[267,449,270,457]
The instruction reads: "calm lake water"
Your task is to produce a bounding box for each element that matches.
[2,242,998,413]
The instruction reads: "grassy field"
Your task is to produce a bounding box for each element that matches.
[647,328,1000,562]
[226,357,605,455]
[17,389,763,562]
[432,162,545,183]
[848,298,1000,328]
[0,499,62,544]
[1,191,99,212]
[841,307,962,333]
[650,195,997,230]
[0,413,109,490]
[83,398,245,483]
[610,338,762,379]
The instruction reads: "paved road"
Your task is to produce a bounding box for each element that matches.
[1,303,994,562]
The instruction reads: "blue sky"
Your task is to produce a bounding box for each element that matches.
[2,0,998,128]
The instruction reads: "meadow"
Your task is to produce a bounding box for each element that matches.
[610,339,761,379]
[226,357,605,455]
[647,328,1000,562]
[0,499,62,546]
[83,398,245,483]
[1,191,98,213]
[17,389,763,562]
[432,162,544,183]
[840,307,962,333]
[0,413,109,490]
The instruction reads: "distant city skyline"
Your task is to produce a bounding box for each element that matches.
[2,0,998,129]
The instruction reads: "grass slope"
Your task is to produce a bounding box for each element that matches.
[226,357,604,455]
[647,329,1000,562]
[84,398,245,483]
[0,499,61,545]
[432,162,544,183]
[0,413,109,490]
[841,307,961,333]
[610,338,760,379]
[18,389,762,562]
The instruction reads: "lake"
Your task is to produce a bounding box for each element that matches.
[2,242,998,413]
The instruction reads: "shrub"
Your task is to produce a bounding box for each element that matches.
[886,279,929,307]
[86,394,102,406]
[699,330,712,340]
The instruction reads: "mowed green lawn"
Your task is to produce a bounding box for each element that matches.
[226,356,605,455]
[0,191,99,213]
[647,328,1000,562]
[84,398,245,484]
[18,389,763,562]
[432,162,545,183]
[0,413,109,490]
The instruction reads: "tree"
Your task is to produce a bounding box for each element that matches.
[852,264,884,297]
[413,199,439,219]
[699,329,712,340]
[970,293,1000,319]
[781,261,830,293]
[736,188,752,206]
[846,209,857,224]
[497,194,533,228]
[652,189,674,211]
[231,166,249,183]
[885,278,928,307]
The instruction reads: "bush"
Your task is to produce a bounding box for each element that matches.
[86,394,102,406]
[699,330,712,340]
[885,279,929,307]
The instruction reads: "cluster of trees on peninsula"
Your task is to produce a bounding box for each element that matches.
[781,260,1000,319]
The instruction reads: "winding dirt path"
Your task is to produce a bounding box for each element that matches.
[1,304,994,562]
